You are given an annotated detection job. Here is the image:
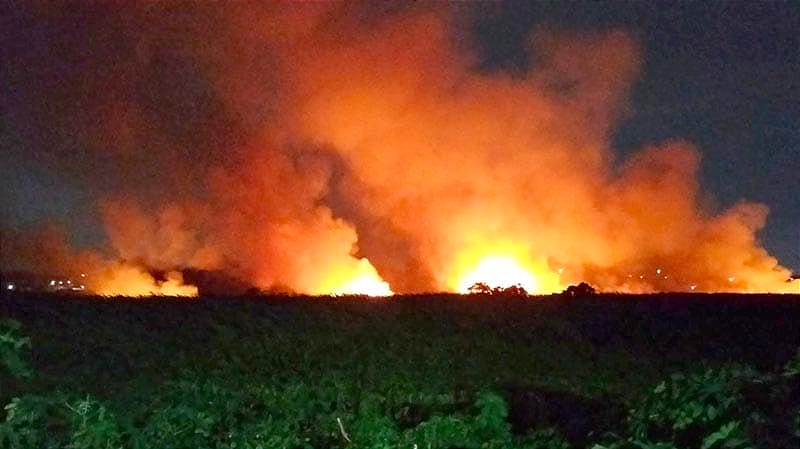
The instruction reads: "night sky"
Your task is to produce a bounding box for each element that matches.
[2,1,799,272]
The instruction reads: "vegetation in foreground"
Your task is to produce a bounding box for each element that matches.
[1,293,799,448]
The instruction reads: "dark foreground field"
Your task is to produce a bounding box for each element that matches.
[1,293,799,448]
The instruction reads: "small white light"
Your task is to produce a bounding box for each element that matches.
[6,283,14,291]
[639,274,644,279]
[50,280,56,286]
[656,268,662,275]
[67,280,72,285]
[728,276,735,283]
[690,284,697,291]
[58,280,63,285]
[79,285,85,289]
[80,273,86,278]
[557,268,564,274]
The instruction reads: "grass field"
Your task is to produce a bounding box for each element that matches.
[1,293,799,448]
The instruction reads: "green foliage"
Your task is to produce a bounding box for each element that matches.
[783,350,800,439]
[783,348,800,377]
[591,420,754,449]
[590,441,679,449]
[521,429,572,449]
[699,420,749,449]
[0,394,126,449]
[135,379,520,449]
[64,396,123,449]
[396,391,510,448]
[1,296,799,448]
[783,348,800,438]
[628,366,757,445]
[0,395,57,449]
[472,391,510,440]
[0,319,31,379]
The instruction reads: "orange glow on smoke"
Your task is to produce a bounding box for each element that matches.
[4,5,796,297]
[91,265,198,297]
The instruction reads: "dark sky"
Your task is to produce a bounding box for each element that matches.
[2,1,799,270]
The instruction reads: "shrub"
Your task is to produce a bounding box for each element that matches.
[628,366,757,448]
[0,319,31,379]
[64,396,123,449]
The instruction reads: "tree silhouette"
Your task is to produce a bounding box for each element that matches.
[562,282,596,298]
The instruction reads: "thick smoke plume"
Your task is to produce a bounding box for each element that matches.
[2,4,793,294]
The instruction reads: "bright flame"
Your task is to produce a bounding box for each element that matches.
[91,265,198,297]
[322,258,393,296]
[456,255,538,293]
[332,273,393,296]
[449,244,564,294]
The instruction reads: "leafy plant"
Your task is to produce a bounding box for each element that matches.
[783,348,800,377]
[0,319,31,379]
[1,296,799,449]
[0,395,60,449]
[64,396,123,449]
[628,366,758,446]
[699,420,749,449]
[781,350,800,439]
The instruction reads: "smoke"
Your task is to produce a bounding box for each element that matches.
[2,3,793,294]
[0,226,196,296]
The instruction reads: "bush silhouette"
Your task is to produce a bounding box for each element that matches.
[562,282,596,298]
[467,282,528,296]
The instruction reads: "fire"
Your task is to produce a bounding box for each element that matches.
[321,258,393,297]
[456,255,539,293]
[449,246,564,294]
[3,6,796,296]
[91,265,198,297]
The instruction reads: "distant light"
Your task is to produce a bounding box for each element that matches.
[663,275,668,280]
[79,285,85,289]
[50,280,56,286]
[67,280,72,285]
[639,274,644,279]
[690,284,697,291]
[6,283,14,291]
[656,268,662,275]
[557,268,564,274]
[58,280,63,285]
[80,273,86,278]
[728,276,735,283]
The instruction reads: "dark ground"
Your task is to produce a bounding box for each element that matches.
[2,292,799,403]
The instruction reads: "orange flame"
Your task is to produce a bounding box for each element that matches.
[90,265,198,297]
[456,256,539,293]
[318,258,393,297]
[449,244,564,294]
